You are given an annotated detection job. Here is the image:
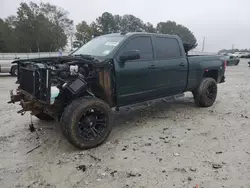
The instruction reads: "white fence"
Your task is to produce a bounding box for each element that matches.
[0,52,71,60]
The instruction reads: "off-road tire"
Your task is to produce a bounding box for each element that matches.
[35,112,54,121]
[192,78,217,107]
[10,65,18,76]
[60,97,114,150]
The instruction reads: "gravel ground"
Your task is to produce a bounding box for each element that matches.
[0,59,250,188]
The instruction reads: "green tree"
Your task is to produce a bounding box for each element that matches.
[0,1,72,52]
[120,14,144,32]
[96,12,117,34]
[144,22,156,33]
[75,21,93,44]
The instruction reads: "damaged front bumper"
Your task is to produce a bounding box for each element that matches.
[8,89,22,104]
[8,89,52,116]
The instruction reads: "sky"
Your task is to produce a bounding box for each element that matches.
[1,0,250,52]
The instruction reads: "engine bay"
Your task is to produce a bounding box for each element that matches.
[15,56,102,105]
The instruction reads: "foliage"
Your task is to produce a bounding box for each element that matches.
[156,21,197,48]
[1,2,197,52]
[75,12,197,50]
[0,1,73,52]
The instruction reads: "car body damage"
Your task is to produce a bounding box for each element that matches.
[8,32,226,150]
[9,55,114,119]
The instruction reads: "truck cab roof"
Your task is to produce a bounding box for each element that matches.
[102,32,180,39]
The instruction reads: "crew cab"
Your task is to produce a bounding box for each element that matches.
[9,32,226,149]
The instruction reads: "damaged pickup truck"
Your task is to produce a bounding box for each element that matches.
[8,32,226,149]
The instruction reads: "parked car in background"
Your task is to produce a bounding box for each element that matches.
[241,53,250,58]
[232,52,244,58]
[0,59,18,76]
[223,55,240,66]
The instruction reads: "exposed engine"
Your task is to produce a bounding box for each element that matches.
[9,56,107,117]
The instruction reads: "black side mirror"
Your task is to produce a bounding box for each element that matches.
[119,50,140,62]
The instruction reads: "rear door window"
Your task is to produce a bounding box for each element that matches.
[155,37,181,59]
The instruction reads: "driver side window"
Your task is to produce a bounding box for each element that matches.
[120,36,153,60]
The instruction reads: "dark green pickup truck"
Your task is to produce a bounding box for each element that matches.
[9,32,226,149]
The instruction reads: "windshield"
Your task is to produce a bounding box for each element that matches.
[72,35,125,57]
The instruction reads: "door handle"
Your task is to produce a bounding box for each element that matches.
[148,64,156,69]
[179,62,185,67]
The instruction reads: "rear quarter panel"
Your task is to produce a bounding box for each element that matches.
[186,56,224,90]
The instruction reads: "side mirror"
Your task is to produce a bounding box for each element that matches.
[119,50,140,62]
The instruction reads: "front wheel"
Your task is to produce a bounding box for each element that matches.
[192,78,218,107]
[60,97,114,150]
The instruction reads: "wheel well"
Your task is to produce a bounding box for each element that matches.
[90,84,109,104]
[10,64,17,71]
[203,70,218,81]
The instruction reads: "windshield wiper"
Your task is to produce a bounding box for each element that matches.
[73,54,95,60]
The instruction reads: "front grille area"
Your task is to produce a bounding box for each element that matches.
[19,67,37,95]
[19,66,50,103]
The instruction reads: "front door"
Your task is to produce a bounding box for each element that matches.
[114,36,156,106]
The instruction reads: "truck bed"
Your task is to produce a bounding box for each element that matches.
[185,55,225,91]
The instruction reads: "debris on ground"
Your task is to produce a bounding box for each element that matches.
[122,145,129,151]
[189,167,197,172]
[173,168,187,173]
[173,153,180,156]
[126,172,141,178]
[216,151,223,154]
[158,158,163,162]
[145,143,151,146]
[163,128,169,131]
[110,170,118,177]
[101,173,106,176]
[26,145,41,154]
[88,154,101,162]
[212,163,223,169]
[76,165,86,172]
[188,177,192,181]
[241,114,248,118]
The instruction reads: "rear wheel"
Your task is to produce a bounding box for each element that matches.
[60,97,114,150]
[192,78,217,107]
[35,112,54,121]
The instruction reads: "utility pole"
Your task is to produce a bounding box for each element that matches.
[202,37,205,52]
[232,44,234,50]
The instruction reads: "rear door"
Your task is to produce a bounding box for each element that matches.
[152,36,188,95]
[114,36,156,106]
